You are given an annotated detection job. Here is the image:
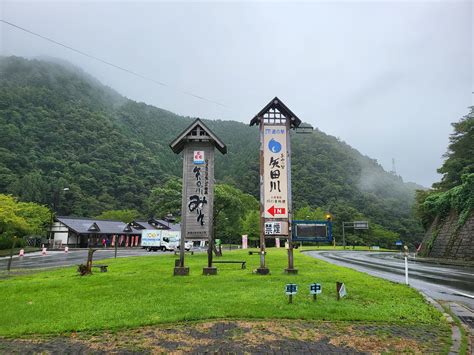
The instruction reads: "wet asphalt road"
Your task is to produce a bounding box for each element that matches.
[0,248,171,270]
[305,250,474,328]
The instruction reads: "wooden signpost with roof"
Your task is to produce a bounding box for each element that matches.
[250,97,301,274]
[170,119,227,275]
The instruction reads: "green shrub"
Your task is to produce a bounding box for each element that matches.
[0,236,26,250]
[416,173,473,229]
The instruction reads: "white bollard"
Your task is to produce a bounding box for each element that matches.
[403,245,409,285]
[404,256,409,285]
[65,246,69,253]
[19,249,25,257]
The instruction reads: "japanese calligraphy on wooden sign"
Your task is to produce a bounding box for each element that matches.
[250,97,302,274]
[263,125,289,219]
[183,144,213,240]
[170,119,227,243]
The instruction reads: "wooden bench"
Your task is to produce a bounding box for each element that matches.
[174,250,194,255]
[92,264,108,272]
[248,251,266,255]
[213,260,246,269]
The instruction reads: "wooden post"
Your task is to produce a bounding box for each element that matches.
[257,118,269,275]
[170,119,226,276]
[178,146,188,270]
[285,113,297,274]
[86,248,96,274]
[6,237,17,273]
[250,98,301,275]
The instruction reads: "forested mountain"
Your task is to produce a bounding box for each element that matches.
[0,56,424,241]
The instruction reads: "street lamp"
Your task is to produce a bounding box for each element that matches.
[49,187,69,247]
[295,123,314,134]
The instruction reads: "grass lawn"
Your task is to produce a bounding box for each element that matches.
[0,248,447,337]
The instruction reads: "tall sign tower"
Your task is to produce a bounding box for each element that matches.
[170,119,227,275]
[250,97,301,274]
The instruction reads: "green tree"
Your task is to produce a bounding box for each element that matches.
[415,108,474,230]
[434,107,474,190]
[294,206,328,220]
[0,194,50,248]
[146,177,182,220]
[95,209,141,223]
[241,210,260,245]
[214,184,258,244]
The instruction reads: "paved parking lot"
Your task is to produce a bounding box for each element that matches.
[0,248,175,271]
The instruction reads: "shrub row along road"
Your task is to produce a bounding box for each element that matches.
[305,250,474,331]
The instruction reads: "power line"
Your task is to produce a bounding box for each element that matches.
[0,19,228,108]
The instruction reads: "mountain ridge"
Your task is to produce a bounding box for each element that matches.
[0,56,424,240]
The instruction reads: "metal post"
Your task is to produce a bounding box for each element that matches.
[257,118,268,274]
[404,257,409,285]
[114,235,118,259]
[207,239,213,268]
[286,115,297,274]
[176,145,188,275]
[342,223,346,249]
[404,245,409,285]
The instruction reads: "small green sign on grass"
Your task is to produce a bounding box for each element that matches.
[310,283,322,301]
[285,283,298,303]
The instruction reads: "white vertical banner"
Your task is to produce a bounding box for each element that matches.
[242,235,248,249]
[263,125,289,219]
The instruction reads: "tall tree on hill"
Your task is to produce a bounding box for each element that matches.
[434,107,474,190]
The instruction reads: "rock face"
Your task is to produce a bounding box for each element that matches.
[420,211,473,261]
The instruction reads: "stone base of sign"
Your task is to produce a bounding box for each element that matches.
[284,268,298,274]
[256,267,270,275]
[203,267,217,275]
[173,267,189,276]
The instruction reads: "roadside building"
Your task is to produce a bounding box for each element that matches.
[50,216,181,248]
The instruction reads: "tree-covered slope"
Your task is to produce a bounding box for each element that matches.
[0,56,424,240]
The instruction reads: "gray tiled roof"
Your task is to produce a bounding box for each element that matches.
[155,219,181,231]
[56,216,140,235]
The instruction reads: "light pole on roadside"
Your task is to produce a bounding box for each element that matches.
[49,187,69,247]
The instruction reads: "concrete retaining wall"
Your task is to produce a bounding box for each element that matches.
[420,211,473,261]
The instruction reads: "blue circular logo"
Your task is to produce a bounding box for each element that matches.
[268,139,282,153]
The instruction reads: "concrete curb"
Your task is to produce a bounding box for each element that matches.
[420,292,464,354]
[393,254,474,268]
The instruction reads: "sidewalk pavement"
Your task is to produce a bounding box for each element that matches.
[0,320,451,354]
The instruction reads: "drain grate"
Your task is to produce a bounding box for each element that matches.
[459,316,474,329]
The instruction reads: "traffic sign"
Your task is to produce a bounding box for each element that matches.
[310,283,322,295]
[285,283,298,295]
[267,205,286,217]
[354,221,369,230]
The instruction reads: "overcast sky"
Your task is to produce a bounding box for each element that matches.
[1,0,472,187]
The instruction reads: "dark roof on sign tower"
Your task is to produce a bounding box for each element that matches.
[250,97,302,128]
[169,118,227,154]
